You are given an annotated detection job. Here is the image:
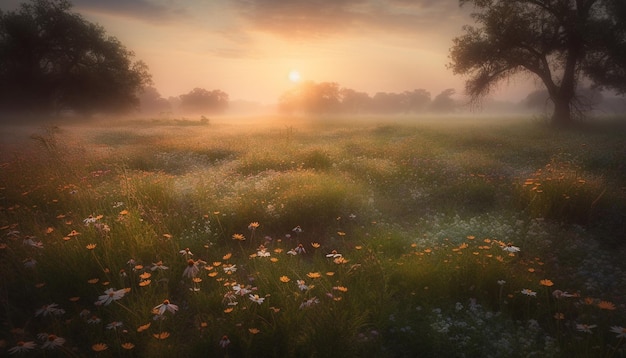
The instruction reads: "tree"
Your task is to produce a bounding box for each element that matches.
[278,81,341,114]
[430,88,457,113]
[137,86,172,116]
[179,88,229,114]
[0,0,152,118]
[448,0,626,126]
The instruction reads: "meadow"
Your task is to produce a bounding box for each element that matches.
[1,115,626,357]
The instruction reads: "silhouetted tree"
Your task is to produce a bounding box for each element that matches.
[137,86,171,115]
[404,89,432,112]
[449,0,626,126]
[0,0,152,117]
[278,81,341,114]
[179,88,229,114]
[430,88,457,113]
[339,88,371,113]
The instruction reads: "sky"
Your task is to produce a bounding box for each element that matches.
[3,0,537,105]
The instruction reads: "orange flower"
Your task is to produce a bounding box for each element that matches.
[598,300,616,310]
[223,253,232,260]
[539,279,554,287]
[92,343,108,352]
[121,342,135,350]
[153,332,170,340]
[554,312,565,320]
[86,243,97,250]
[279,276,290,283]
[137,323,151,333]
[311,242,321,248]
[248,328,260,334]
[232,233,245,241]
[307,272,321,279]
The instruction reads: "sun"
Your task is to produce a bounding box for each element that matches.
[288,70,301,83]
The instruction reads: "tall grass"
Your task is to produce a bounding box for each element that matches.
[1,116,625,357]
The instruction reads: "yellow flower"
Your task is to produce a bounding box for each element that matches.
[139,272,152,280]
[92,343,108,352]
[248,328,260,334]
[326,272,335,276]
[598,300,616,310]
[87,278,99,284]
[121,342,135,350]
[270,257,279,263]
[208,272,218,277]
[248,222,260,229]
[333,286,348,292]
[279,276,290,283]
[540,279,554,287]
[223,253,232,260]
[232,233,245,241]
[274,248,283,253]
[311,242,321,248]
[307,272,321,279]
[224,307,234,313]
[355,245,363,250]
[139,280,151,287]
[337,231,346,236]
[86,243,97,250]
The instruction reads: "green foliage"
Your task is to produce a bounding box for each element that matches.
[0,0,152,118]
[1,117,626,357]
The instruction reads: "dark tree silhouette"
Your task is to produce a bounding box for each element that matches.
[179,88,229,114]
[0,0,152,118]
[137,86,172,116]
[430,88,457,113]
[449,0,626,126]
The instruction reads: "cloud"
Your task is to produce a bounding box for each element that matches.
[231,0,467,39]
[72,0,187,24]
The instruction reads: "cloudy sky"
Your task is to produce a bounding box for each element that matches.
[4,0,536,104]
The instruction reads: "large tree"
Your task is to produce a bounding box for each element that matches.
[0,0,152,118]
[179,88,229,114]
[449,0,626,126]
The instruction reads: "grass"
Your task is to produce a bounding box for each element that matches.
[1,115,626,357]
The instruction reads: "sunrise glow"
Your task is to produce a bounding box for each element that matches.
[288,70,301,83]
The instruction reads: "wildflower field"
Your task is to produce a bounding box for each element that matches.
[1,115,626,357]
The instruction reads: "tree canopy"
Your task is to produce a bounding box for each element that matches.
[0,0,152,118]
[449,0,626,126]
[179,88,229,114]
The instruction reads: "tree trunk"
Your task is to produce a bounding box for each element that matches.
[551,95,573,127]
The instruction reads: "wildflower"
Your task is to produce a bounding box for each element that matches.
[95,288,126,306]
[502,244,520,253]
[248,222,260,230]
[333,286,348,292]
[23,237,44,248]
[121,342,135,350]
[539,279,554,287]
[287,249,297,255]
[299,297,320,309]
[139,272,152,280]
[183,259,200,278]
[256,245,270,257]
[139,280,151,287]
[86,243,96,250]
[598,300,616,310]
[223,264,237,274]
[554,312,565,320]
[8,341,37,354]
[23,257,37,268]
[153,332,170,340]
[326,250,342,258]
[292,226,303,233]
[576,323,597,334]
[497,280,506,286]
[311,242,320,248]
[137,323,151,332]
[279,275,290,283]
[297,280,309,291]
[92,343,108,352]
[249,294,265,304]
[38,333,65,349]
[610,326,626,339]
[232,233,245,241]
[106,321,123,330]
[179,248,193,257]
[233,284,252,296]
[151,261,169,271]
[35,303,65,317]
[295,244,306,254]
[248,328,260,334]
[87,315,101,324]
[219,335,231,348]
[334,257,349,264]
[84,216,99,225]
[154,299,179,315]
[223,253,232,260]
[307,272,321,279]
[521,289,537,297]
